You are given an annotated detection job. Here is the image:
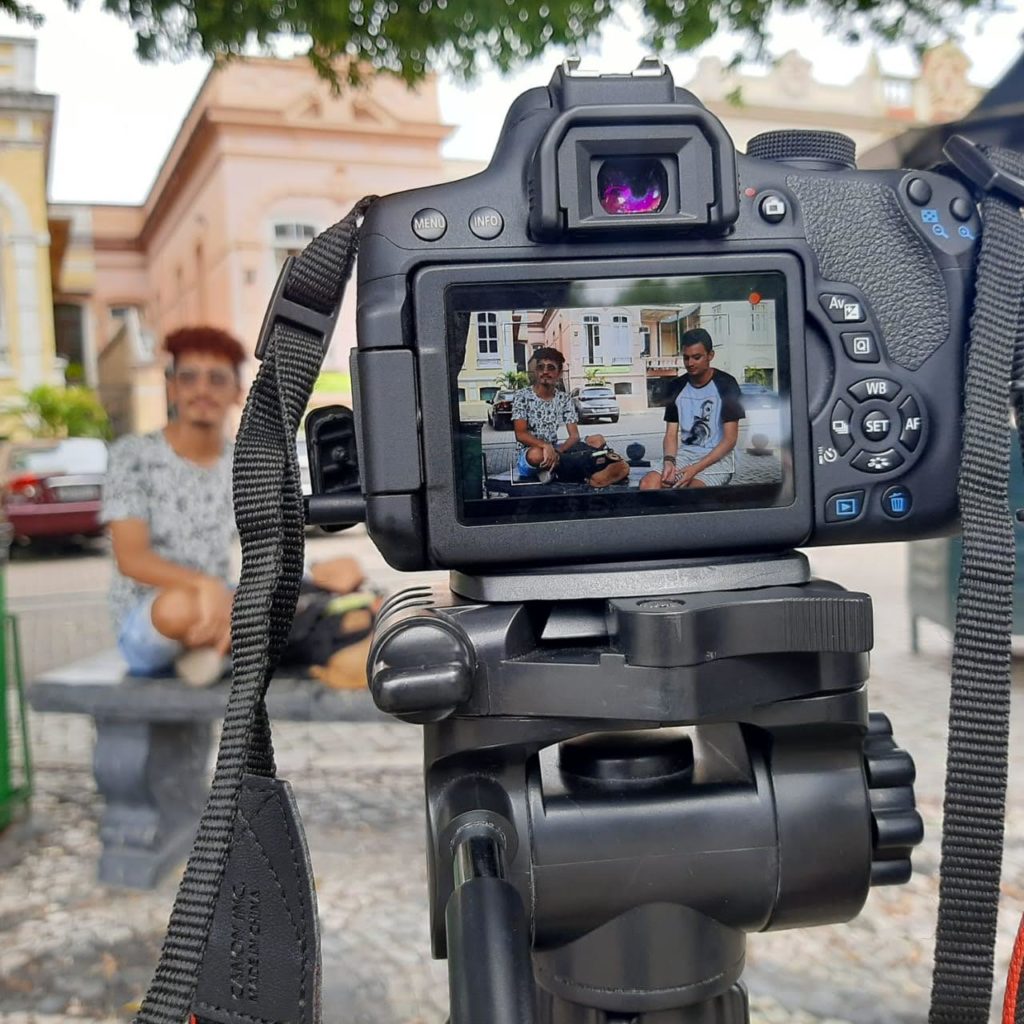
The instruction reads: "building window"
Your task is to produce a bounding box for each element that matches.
[54,303,85,381]
[639,326,651,356]
[457,387,467,402]
[273,222,317,270]
[614,382,633,396]
[583,314,601,363]
[476,312,498,356]
[480,386,499,402]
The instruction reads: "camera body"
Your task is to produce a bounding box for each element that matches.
[352,60,979,572]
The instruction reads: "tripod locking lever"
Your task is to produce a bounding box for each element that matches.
[446,828,537,1024]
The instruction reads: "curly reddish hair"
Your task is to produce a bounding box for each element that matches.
[164,326,247,369]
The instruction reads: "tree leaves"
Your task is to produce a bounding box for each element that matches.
[8,0,1003,88]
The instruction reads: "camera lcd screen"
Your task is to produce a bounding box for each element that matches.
[448,272,794,524]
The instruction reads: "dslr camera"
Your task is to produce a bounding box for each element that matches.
[347,57,978,574]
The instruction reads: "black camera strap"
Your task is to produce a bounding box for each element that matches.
[930,141,1024,1024]
[133,196,376,1024]
[134,146,1024,1024]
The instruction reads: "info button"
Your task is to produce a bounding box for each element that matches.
[469,207,504,240]
[825,490,865,523]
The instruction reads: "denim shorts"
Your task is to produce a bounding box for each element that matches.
[516,449,539,480]
[116,593,183,676]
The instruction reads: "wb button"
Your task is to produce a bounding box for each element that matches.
[882,486,912,518]
[826,490,865,523]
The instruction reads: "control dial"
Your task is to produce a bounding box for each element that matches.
[746,130,857,170]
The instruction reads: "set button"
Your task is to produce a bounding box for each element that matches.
[862,409,894,443]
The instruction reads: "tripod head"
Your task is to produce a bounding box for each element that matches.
[368,554,922,1023]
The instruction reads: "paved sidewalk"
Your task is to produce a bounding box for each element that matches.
[1,535,1022,1023]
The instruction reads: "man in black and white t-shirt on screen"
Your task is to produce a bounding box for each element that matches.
[640,328,745,490]
[511,347,627,488]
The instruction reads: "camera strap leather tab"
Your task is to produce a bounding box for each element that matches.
[192,774,321,1024]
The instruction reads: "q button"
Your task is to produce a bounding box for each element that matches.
[469,207,504,240]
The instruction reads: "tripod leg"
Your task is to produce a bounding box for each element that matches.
[446,831,537,1024]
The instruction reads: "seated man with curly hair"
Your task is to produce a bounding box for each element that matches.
[101,326,246,686]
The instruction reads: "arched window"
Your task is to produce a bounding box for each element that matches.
[273,223,317,271]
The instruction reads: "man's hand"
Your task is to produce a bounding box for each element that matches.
[673,464,702,488]
[540,443,560,470]
[661,461,677,486]
[187,577,234,653]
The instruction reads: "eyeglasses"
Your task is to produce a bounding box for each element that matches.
[171,367,237,390]
[534,362,561,372]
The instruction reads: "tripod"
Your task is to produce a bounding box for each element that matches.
[368,552,922,1024]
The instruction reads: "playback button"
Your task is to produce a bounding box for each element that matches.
[826,490,865,523]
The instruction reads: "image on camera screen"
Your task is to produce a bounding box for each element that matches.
[447,272,794,524]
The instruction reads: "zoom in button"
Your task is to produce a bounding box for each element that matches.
[825,490,865,523]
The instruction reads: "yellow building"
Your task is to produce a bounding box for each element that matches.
[0,36,60,401]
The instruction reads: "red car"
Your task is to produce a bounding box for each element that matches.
[2,437,108,543]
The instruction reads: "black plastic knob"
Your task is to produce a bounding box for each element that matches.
[747,130,857,170]
[863,712,923,886]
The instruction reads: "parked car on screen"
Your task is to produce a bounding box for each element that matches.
[2,437,108,544]
[571,385,620,424]
[487,389,517,430]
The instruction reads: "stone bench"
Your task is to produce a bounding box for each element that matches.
[29,649,386,889]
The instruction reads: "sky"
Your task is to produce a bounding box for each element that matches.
[0,0,1021,205]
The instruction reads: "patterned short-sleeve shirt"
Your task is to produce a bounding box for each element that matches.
[511,387,577,455]
[101,430,235,631]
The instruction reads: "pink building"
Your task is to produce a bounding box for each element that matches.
[49,58,480,433]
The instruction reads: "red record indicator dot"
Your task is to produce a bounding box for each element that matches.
[749,292,762,305]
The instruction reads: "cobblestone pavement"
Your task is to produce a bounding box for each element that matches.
[1,533,1023,1024]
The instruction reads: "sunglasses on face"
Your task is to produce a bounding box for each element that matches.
[171,367,237,390]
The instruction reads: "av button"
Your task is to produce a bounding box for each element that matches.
[852,448,905,474]
[849,378,901,403]
[882,486,913,518]
[820,293,866,323]
[829,399,854,455]
[825,490,865,523]
[469,207,504,239]
[899,396,923,451]
[411,208,447,241]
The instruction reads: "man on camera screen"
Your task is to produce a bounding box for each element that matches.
[512,347,627,488]
[640,328,746,490]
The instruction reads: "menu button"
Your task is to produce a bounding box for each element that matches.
[412,208,447,241]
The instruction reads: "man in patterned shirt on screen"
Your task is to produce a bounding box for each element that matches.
[511,347,627,488]
[101,327,245,686]
[640,328,745,490]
